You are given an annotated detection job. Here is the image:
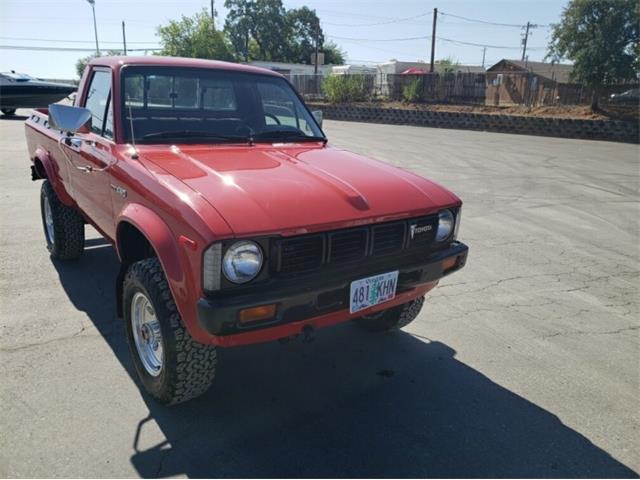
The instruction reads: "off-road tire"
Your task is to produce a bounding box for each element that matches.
[40,180,84,260]
[123,258,217,405]
[353,296,425,332]
[1,109,16,116]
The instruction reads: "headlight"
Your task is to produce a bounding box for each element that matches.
[222,240,263,284]
[436,209,455,242]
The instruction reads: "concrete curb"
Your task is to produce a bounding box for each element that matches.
[309,103,640,144]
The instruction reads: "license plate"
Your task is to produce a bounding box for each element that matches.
[349,271,399,314]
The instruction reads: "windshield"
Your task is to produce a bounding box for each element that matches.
[121,66,324,143]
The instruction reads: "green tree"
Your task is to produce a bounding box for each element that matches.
[286,6,322,64]
[436,57,460,74]
[76,54,96,78]
[322,41,346,65]
[547,0,639,110]
[157,9,235,61]
[224,0,290,61]
[224,0,345,64]
[75,50,120,78]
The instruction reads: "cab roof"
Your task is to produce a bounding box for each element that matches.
[88,56,283,78]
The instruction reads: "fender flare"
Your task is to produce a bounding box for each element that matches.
[115,203,200,338]
[33,147,75,206]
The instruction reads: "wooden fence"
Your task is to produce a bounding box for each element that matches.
[385,73,487,104]
[289,72,637,107]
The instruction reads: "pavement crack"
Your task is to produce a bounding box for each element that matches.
[0,328,91,352]
[543,325,639,339]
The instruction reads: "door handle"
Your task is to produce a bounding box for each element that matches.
[58,136,111,173]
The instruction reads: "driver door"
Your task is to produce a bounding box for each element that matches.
[65,68,116,239]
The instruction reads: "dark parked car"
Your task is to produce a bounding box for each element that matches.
[609,88,639,105]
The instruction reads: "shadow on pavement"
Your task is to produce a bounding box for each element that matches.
[0,114,29,121]
[52,244,638,478]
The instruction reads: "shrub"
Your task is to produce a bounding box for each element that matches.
[402,78,423,103]
[323,75,370,103]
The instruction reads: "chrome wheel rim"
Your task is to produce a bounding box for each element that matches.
[43,195,55,245]
[131,292,164,377]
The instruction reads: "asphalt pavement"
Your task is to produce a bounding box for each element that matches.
[0,112,638,477]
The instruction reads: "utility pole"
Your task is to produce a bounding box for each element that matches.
[482,47,486,68]
[86,0,100,56]
[122,21,127,55]
[521,22,537,61]
[314,22,319,75]
[429,8,437,73]
[211,0,215,29]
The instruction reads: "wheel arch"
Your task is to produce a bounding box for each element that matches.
[33,148,75,206]
[115,205,191,324]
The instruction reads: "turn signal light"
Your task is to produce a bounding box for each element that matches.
[442,256,458,272]
[238,304,277,324]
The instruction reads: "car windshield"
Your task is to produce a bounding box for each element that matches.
[121,66,324,143]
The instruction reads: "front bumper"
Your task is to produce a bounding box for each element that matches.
[197,241,468,347]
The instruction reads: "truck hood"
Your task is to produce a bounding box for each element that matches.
[137,143,460,236]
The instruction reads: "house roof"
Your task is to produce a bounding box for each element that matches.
[488,59,574,83]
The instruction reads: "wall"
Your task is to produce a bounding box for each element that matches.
[308,103,639,144]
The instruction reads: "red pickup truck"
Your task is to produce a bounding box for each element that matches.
[25,56,468,405]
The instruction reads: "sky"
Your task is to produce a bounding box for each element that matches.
[0,0,569,79]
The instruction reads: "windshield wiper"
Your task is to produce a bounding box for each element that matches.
[141,130,252,143]
[252,130,327,143]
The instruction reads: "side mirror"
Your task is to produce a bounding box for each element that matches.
[312,110,323,128]
[48,104,92,135]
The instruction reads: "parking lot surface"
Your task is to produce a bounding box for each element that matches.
[1,113,638,477]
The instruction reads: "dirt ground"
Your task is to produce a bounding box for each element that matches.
[316,101,638,121]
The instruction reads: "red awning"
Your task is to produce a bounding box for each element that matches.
[401,67,428,74]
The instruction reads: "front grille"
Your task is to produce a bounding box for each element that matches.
[276,215,439,275]
[328,228,367,262]
[372,222,405,255]
[278,235,323,273]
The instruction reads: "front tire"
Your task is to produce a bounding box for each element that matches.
[40,180,84,260]
[123,258,217,405]
[353,296,425,332]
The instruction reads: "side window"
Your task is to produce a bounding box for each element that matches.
[257,81,311,132]
[84,70,112,137]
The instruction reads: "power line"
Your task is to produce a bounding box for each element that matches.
[0,45,161,52]
[322,11,431,27]
[0,36,159,45]
[329,34,429,43]
[328,37,414,58]
[437,36,545,51]
[328,34,545,51]
[439,11,523,28]
[440,11,551,29]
